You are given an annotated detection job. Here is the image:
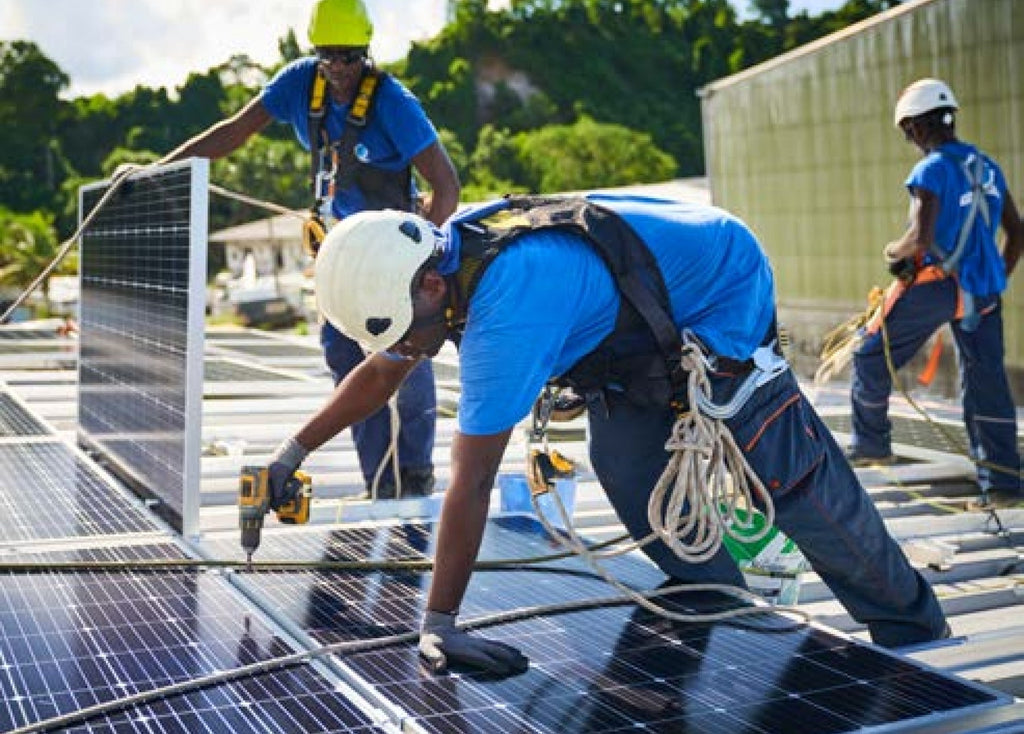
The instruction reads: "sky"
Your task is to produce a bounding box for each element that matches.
[5,0,849,100]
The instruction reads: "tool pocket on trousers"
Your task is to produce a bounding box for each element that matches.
[728,388,825,497]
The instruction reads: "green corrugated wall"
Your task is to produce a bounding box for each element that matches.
[700,0,1024,365]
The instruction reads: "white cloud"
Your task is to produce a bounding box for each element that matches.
[4,0,848,99]
[3,0,448,98]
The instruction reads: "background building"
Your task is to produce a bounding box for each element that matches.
[700,0,1023,389]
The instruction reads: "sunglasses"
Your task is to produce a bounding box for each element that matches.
[316,48,367,65]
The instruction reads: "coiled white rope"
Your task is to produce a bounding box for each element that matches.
[530,339,806,624]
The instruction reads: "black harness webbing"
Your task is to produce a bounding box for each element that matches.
[306,65,413,213]
[450,196,686,403]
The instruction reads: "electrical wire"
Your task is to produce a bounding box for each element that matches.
[0,165,140,324]
[5,582,789,734]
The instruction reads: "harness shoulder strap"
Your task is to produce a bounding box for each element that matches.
[333,68,381,191]
[451,197,682,367]
[306,66,329,198]
[934,148,992,274]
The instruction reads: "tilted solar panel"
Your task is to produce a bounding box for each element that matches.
[0,441,164,542]
[77,160,206,536]
[202,517,1009,733]
[0,392,52,436]
[0,542,390,733]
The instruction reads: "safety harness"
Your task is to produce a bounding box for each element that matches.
[444,196,689,410]
[303,64,414,255]
[441,198,786,602]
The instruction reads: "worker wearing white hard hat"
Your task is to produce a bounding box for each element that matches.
[848,78,1023,507]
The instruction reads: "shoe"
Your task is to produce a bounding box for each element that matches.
[966,486,1024,511]
[845,448,897,468]
[368,467,435,500]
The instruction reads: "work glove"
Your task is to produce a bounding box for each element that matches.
[883,243,916,282]
[419,610,529,676]
[267,437,309,510]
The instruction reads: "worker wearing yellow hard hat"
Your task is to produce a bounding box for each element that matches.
[159,0,460,502]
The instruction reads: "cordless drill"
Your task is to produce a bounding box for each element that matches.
[238,465,312,569]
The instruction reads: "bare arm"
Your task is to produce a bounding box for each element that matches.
[885,188,939,262]
[426,429,512,613]
[1000,189,1023,277]
[293,353,419,451]
[159,96,274,165]
[412,141,460,226]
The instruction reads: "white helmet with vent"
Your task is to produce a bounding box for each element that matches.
[314,210,436,352]
[894,78,958,127]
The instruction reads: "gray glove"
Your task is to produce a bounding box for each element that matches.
[267,437,308,510]
[419,610,529,676]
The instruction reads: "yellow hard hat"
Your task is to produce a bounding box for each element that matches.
[308,0,373,47]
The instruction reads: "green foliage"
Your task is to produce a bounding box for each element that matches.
[0,41,69,212]
[0,208,64,302]
[2,1,892,253]
[209,136,308,230]
[515,115,677,192]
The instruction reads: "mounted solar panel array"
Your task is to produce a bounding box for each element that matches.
[77,160,207,537]
[0,541,393,733]
[201,517,1010,734]
[0,440,164,543]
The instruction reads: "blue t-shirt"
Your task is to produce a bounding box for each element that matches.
[260,57,439,218]
[905,141,1008,296]
[439,195,776,435]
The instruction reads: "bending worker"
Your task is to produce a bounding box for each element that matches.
[267,194,949,674]
[847,78,1022,508]
[160,0,459,498]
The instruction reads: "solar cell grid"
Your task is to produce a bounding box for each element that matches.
[0,328,71,340]
[0,441,163,542]
[204,358,298,383]
[0,543,387,733]
[823,413,1024,457]
[0,393,51,436]
[78,161,206,535]
[212,342,324,359]
[203,518,1006,733]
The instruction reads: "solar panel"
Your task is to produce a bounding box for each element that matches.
[205,358,299,383]
[0,328,70,340]
[0,392,52,436]
[78,160,207,536]
[212,342,324,359]
[200,518,1008,733]
[206,330,282,342]
[0,542,389,733]
[823,413,1024,457]
[0,441,164,542]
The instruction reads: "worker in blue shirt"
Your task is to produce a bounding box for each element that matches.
[267,194,948,674]
[848,78,1022,508]
[160,0,459,499]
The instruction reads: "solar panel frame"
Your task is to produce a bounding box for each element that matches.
[200,518,1012,734]
[77,159,207,537]
[0,542,392,734]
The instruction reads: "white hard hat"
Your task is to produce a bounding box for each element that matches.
[314,210,437,352]
[894,78,958,127]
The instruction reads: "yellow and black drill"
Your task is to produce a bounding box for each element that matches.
[238,465,312,569]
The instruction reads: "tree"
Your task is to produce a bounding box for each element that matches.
[514,115,677,192]
[0,208,63,310]
[0,42,69,212]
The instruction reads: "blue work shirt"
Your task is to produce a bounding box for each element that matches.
[261,57,439,218]
[906,141,1008,297]
[436,195,777,435]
